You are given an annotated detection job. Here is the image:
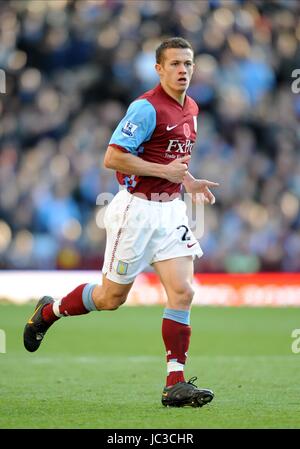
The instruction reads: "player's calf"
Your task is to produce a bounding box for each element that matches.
[91,279,132,310]
[92,286,128,310]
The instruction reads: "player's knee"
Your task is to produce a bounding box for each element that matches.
[183,284,195,304]
[173,282,194,307]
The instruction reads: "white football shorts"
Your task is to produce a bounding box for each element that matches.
[102,189,203,284]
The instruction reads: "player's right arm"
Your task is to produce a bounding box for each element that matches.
[103,99,190,184]
[104,146,190,183]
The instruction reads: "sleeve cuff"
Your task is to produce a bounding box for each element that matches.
[109,143,131,153]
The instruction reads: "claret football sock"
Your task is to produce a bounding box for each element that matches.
[41,303,60,324]
[42,283,97,324]
[166,370,185,386]
[162,308,191,387]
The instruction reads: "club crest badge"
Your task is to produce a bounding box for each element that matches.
[183,123,191,138]
[116,260,129,275]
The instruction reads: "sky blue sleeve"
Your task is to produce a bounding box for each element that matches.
[109,99,156,154]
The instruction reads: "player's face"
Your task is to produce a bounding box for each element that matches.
[155,48,194,93]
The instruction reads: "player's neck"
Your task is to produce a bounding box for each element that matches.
[160,83,186,106]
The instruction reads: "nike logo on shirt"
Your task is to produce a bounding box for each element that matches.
[166,124,178,131]
[187,242,197,248]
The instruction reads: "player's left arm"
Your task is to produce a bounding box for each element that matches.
[183,171,219,205]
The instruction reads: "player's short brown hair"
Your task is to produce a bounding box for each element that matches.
[156,37,194,64]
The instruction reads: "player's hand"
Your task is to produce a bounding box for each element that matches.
[186,179,219,205]
[164,155,191,183]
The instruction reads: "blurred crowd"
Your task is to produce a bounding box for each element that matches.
[0,0,299,273]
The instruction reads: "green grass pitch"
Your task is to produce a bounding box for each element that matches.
[0,304,300,429]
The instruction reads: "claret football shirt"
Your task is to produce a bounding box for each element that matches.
[109,84,199,200]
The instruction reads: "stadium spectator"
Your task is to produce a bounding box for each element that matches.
[0,0,299,273]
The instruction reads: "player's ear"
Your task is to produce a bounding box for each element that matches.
[155,63,162,76]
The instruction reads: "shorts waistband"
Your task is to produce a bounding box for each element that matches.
[121,189,181,207]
